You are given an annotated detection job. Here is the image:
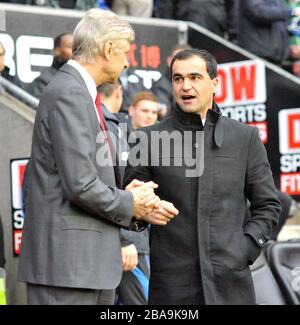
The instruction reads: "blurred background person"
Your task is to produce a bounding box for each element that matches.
[238,0,300,65]
[285,0,300,76]
[97,81,128,175]
[29,33,73,99]
[116,227,150,305]
[0,41,21,87]
[128,91,159,131]
[98,84,158,305]
[110,0,153,17]
[155,0,239,41]
[117,91,159,305]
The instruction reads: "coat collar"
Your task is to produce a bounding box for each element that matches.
[60,63,88,90]
[171,102,224,148]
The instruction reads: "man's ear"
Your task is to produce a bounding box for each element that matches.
[128,105,134,117]
[116,85,123,99]
[212,77,219,94]
[103,41,113,60]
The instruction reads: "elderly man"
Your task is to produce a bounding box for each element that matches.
[18,9,178,305]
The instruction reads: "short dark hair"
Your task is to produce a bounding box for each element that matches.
[54,33,70,49]
[170,49,218,79]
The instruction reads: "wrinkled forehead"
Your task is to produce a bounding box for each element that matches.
[112,38,131,50]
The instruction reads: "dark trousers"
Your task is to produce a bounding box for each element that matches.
[116,254,150,305]
[27,283,115,305]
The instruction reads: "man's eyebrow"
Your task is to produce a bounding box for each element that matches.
[190,73,202,77]
[172,72,203,78]
[172,73,183,78]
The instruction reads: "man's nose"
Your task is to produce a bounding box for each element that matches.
[182,78,191,90]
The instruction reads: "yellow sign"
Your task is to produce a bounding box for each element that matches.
[0,277,7,305]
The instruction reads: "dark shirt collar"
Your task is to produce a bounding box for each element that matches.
[172,101,222,131]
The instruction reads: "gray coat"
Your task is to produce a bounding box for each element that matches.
[123,103,281,305]
[18,64,140,290]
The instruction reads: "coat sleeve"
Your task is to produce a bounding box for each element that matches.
[120,228,134,247]
[243,0,290,24]
[123,129,153,187]
[48,86,134,228]
[244,127,282,247]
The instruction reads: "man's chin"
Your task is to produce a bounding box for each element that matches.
[180,105,197,114]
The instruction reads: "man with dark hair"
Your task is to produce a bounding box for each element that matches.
[124,48,281,304]
[98,84,155,305]
[30,33,73,99]
[97,81,127,175]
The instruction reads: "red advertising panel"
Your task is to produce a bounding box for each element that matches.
[279,108,300,196]
[216,60,268,144]
[10,159,29,255]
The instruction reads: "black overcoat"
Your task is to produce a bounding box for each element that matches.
[124,103,281,305]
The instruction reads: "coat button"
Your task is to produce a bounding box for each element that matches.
[258,238,264,245]
[194,143,200,149]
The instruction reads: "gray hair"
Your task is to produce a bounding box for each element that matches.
[72,9,135,64]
